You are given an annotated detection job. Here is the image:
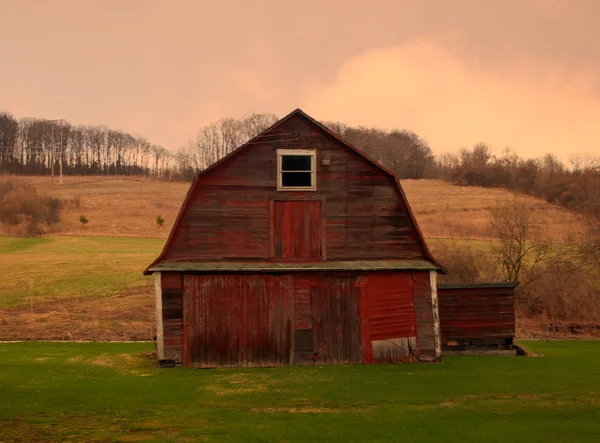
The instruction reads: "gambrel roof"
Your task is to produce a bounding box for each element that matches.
[144,108,446,275]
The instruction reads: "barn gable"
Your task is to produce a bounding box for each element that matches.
[144,108,444,274]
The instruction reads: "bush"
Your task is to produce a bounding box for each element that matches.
[79,215,89,226]
[156,214,164,227]
[0,180,63,236]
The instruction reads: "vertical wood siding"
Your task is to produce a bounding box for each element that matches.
[273,201,322,259]
[437,285,516,343]
[161,272,183,362]
[174,271,437,367]
[183,274,293,368]
[162,114,427,262]
[411,271,437,361]
[311,273,363,365]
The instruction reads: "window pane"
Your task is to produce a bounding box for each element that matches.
[282,155,312,171]
[282,172,312,187]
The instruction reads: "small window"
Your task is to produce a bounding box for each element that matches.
[277,149,316,191]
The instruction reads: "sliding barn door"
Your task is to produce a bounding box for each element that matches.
[273,201,321,259]
[183,274,293,368]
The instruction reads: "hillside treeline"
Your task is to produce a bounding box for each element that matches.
[437,144,600,219]
[2,110,599,220]
[0,111,172,178]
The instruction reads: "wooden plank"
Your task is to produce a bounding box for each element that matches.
[411,271,436,361]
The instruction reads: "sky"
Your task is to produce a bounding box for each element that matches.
[1,0,599,161]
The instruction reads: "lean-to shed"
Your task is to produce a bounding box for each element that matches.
[438,282,518,353]
[144,108,446,368]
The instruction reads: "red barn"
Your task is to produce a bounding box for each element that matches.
[144,109,446,368]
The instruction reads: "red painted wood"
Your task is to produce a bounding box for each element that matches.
[273,201,321,259]
[438,286,515,341]
[183,274,293,368]
[366,273,416,340]
[311,273,363,365]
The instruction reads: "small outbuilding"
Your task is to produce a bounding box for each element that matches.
[438,282,518,354]
[144,108,447,367]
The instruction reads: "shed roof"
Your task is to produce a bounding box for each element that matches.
[148,260,437,273]
[438,282,519,289]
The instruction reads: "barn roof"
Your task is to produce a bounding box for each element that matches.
[144,108,446,275]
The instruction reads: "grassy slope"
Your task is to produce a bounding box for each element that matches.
[0,236,162,308]
[0,341,599,442]
[0,236,162,340]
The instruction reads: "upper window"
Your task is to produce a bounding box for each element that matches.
[277,149,316,191]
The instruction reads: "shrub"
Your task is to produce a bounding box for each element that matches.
[0,180,63,236]
[156,214,164,227]
[79,215,89,226]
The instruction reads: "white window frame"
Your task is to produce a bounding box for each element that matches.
[277,149,317,191]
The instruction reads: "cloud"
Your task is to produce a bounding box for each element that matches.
[302,40,600,161]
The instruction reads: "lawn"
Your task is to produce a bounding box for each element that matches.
[0,341,599,442]
[0,236,162,308]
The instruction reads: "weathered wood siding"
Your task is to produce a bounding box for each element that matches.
[311,273,363,365]
[161,272,183,362]
[438,284,516,344]
[173,271,434,367]
[162,114,427,262]
[411,271,438,361]
[183,274,294,368]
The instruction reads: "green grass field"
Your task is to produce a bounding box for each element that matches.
[0,341,599,442]
[0,236,162,308]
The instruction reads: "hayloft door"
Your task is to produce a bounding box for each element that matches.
[273,201,322,259]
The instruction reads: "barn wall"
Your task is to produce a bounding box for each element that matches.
[162,114,427,262]
[438,284,516,345]
[161,272,184,362]
[178,271,438,368]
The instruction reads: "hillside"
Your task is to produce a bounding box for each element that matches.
[2,176,590,242]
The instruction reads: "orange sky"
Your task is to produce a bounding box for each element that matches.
[1,0,598,161]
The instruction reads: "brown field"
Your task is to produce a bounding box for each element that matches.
[401,179,589,241]
[1,175,590,241]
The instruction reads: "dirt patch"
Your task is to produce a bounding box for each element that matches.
[0,288,154,341]
[207,385,267,396]
[432,393,600,409]
[251,407,341,413]
[66,352,156,375]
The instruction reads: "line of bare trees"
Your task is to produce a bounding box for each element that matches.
[3,109,599,224]
[437,143,600,220]
[0,111,173,178]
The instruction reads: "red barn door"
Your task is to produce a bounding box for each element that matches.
[273,201,321,259]
[183,274,293,368]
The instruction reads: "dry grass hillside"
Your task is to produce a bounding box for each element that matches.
[1,175,590,242]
